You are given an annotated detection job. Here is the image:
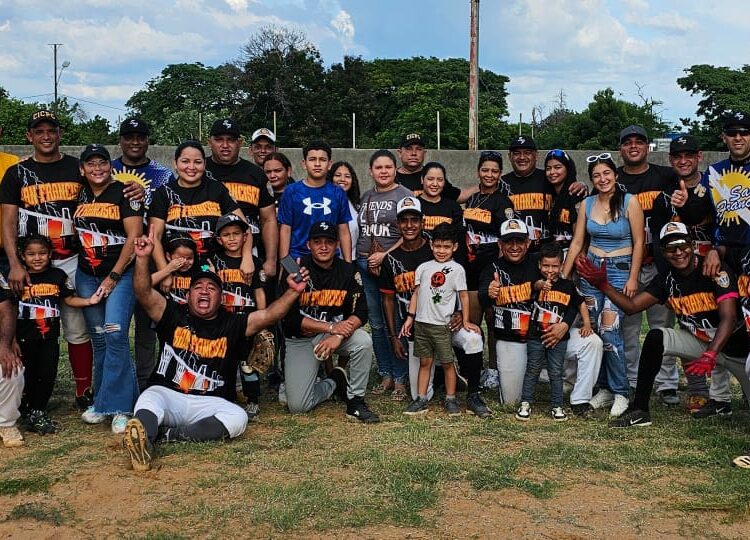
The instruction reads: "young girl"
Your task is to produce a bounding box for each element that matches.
[151,237,201,303]
[16,235,102,434]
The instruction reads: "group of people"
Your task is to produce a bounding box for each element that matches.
[1,107,750,471]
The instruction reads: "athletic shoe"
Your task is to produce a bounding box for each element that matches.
[609,408,652,428]
[692,399,732,419]
[245,402,260,422]
[403,397,429,416]
[589,389,614,410]
[328,367,349,402]
[731,452,750,469]
[444,398,462,417]
[111,414,129,434]
[123,418,153,471]
[550,406,568,422]
[27,409,57,435]
[571,403,594,419]
[466,392,492,418]
[75,388,94,411]
[81,406,106,424]
[346,396,380,423]
[0,425,24,447]
[687,395,708,414]
[515,401,531,421]
[610,394,629,418]
[658,389,680,406]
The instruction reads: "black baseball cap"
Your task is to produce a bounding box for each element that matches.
[190,270,223,289]
[28,110,60,130]
[722,111,750,130]
[309,221,338,241]
[619,125,648,144]
[400,133,425,147]
[119,117,150,136]
[210,118,241,138]
[79,144,111,162]
[509,134,536,151]
[669,135,700,155]
[215,213,249,234]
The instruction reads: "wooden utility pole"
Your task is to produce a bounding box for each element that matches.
[468,0,479,150]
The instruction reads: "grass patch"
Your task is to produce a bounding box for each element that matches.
[0,475,54,496]
[7,502,67,525]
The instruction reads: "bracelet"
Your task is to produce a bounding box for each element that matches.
[406,312,416,318]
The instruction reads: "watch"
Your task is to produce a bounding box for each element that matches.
[108,271,121,282]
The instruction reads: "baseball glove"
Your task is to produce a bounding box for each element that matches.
[242,329,276,375]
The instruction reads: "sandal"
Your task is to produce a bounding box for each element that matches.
[391,386,407,402]
[372,380,394,395]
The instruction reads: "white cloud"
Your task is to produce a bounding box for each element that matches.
[0,20,10,32]
[330,10,355,52]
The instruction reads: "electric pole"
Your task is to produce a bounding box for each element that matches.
[468,0,479,150]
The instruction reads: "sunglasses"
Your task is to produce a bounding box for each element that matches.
[586,152,612,163]
[480,150,503,159]
[546,149,570,161]
[724,128,750,137]
[662,241,691,254]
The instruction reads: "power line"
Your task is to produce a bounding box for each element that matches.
[16,92,127,112]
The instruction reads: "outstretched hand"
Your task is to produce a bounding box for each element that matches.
[685,350,717,377]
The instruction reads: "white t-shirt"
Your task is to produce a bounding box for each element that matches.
[414,259,467,325]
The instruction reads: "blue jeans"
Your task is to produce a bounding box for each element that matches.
[76,267,139,414]
[356,257,407,384]
[523,337,566,407]
[578,253,630,397]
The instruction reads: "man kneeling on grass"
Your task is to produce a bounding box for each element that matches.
[576,222,750,429]
[123,227,308,471]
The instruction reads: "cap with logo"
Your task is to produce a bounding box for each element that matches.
[79,144,111,162]
[190,270,223,289]
[215,213,249,234]
[669,135,700,155]
[722,111,750,130]
[119,117,150,136]
[619,125,648,144]
[396,196,423,217]
[499,219,530,240]
[210,118,241,138]
[309,221,338,241]
[251,128,276,143]
[400,133,425,148]
[659,222,690,245]
[508,134,536,151]
[28,110,60,130]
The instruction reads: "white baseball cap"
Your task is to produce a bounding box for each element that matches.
[396,196,423,217]
[251,128,276,143]
[659,222,690,243]
[499,218,529,240]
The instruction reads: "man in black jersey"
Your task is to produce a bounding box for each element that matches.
[281,221,379,423]
[396,133,478,202]
[577,222,750,428]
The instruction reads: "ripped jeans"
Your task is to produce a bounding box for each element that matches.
[76,267,139,414]
[578,253,630,397]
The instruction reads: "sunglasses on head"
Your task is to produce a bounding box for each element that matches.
[586,152,612,163]
[480,150,503,159]
[546,149,569,161]
[724,128,750,137]
[662,241,691,254]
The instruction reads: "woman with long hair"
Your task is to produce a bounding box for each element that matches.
[544,149,585,253]
[328,161,361,263]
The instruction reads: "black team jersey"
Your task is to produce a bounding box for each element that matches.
[463,189,515,275]
[167,270,196,305]
[499,169,552,249]
[478,254,540,343]
[549,190,585,251]
[396,170,461,200]
[379,242,433,323]
[644,257,747,357]
[721,247,750,336]
[282,256,368,338]
[210,253,262,315]
[651,182,716,259]
[16,268,74,341]
[529,277,582,340]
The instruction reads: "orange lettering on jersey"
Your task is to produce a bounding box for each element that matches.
[20,182,81,206]
[636,191,660,212]
[738,275,750,298]
[539,289,571,306]
[495,282,532,305]
[173,276,192,290]
[509,193,551,212]
[394,271,416,294]
[668,292,716,316]
[22,283,60,301]
[172,327,227,359]
[464,207,492,223]
[74,202,121,221]
[300,289,347,307]
[167,201,222,221]
[423,215,451,231]
[225,183,260,206]
[217,268,244,284]
[559,208,571,224]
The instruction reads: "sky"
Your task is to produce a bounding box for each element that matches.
[0,0,745,132]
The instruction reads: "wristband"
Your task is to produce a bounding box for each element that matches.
[109,271,121,282]
[407,312,416,318]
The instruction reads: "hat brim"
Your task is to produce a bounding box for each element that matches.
[660,235,691,246]
[216,221,249,234]
[190,271,223,289]
[80,151,111,162]
[28,119,60,129]
[397,209,423,218]
[309,233,338,241]
[500,233,529,241]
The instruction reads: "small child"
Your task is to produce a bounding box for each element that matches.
[400,223,480,416]
[15,235,103,434]
[210,214,268,421]
[516,242,592,422]
[151,237,200,304]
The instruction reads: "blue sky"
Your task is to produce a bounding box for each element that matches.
[0,0,744,132]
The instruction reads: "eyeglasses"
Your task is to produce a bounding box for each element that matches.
[480,150,503,159]
[586,153,612,163]
[662,241,691,254]
[546,149,569,160]
[724,128,750,137]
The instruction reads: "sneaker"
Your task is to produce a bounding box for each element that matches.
[610,394,629,418]
[81,406,106,424]
[687,395,708,414]
[0,425,24,447]
[515,401,531,421]
[466,392,492,418]
[551,406,568,422]
[123,418,153,471]
[731,451,750,469]
[111,414,129,434]
[571,403,594,419]
[692,399,732,419]
[589,388,614,410]
[658,389,680,406]
[444,398,462,417]
[27,409,57,435]
[75,388,94,411]
[328,366,349,402]
[245,402,260,422]
[609,407,652,428]
[346,396,380,423]
[403,397,429,416]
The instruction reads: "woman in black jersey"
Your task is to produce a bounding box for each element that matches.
[545,149,586,254]
[417,162,465,245]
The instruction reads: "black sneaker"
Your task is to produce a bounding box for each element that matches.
[444,398,462,416]
[403,398,429,416]
[466,392,492,418]
[328,367,349,402]
[346,396,380,423]
[27,409,57,435]
[657,389,680,406]
[692,399,732,419]
[609,408,652,428]
[75,388,93,411]
[571,403,594,419]
[244,402,260,422]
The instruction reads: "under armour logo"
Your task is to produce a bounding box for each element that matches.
[223,120,232,129]
[303,197,332,215]
[129,120,139,127]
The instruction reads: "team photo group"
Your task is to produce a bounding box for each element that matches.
[1,107,750,472]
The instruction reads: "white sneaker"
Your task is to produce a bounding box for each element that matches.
[589,389,614,410]
[81,406,106,424]
[111,414,129,434]
[551,406,568,422]
[515,401,532,421]
[610,394,629,418]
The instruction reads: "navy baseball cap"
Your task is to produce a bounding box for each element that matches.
[79,144,111,162]
[309,221,338,241]
[211,118,242,138]
[509,134,536,151]
[119,117,150,136]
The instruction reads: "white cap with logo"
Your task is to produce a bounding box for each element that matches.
[251,128,276,143]
[499,218,529,240]
[396,196,423,217]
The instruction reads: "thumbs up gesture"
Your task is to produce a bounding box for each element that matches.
[488,271,501,300]
[671,180,689,208]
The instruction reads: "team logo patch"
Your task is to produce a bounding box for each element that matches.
[715,271,731,289]
[130,200,142,212]
[354,271,362,286]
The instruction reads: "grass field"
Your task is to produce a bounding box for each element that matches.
[2,346,750,538]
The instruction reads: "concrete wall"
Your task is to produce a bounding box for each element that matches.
[1,145,726,190]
